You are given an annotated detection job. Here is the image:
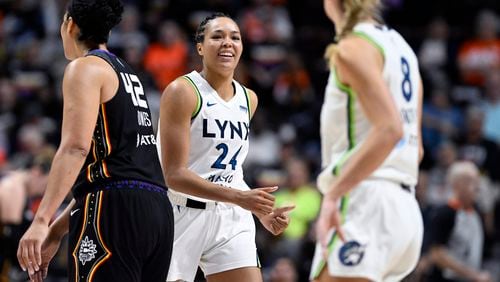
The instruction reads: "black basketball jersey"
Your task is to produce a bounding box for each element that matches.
[73,49,166,196]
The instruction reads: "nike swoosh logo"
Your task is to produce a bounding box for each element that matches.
[70,209,80,217]
[207,102,217,107]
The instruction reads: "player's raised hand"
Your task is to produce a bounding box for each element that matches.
[259,205,295,235]
[234,186,277,217]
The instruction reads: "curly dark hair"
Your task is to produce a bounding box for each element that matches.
[67,0,124,48]
[195,12,232,43]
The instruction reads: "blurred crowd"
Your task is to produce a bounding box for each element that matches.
[0,0,499,281]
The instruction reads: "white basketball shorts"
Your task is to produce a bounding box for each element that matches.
[167,193,259,282]
[310,179,423,282]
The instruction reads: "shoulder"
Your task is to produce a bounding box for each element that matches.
[64,56,115,86]
[243,87,258,118]
[65,56,112,76]
[161,76,198,111]
[334,35,384,83]
[244,87,258,104]
[336,36,381,67]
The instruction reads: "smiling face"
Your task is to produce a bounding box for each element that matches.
[197,17,243,76]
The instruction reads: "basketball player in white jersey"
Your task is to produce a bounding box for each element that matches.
[311,0,424,281]
[157,13,294,282]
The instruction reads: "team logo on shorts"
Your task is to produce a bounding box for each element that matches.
[339,240,365,266]
[78,236,98,265]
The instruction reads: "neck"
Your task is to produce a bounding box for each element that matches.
[335,16,377,36]
[75,43,108,58]
[200,68,234,101]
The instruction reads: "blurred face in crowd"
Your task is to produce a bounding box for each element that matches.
[26,167,49,197]
[269,258,298,282]
[454,171,479,208]
[485,70,500,102]
[159,21,182,46]
[437,142,457,168]
[197,17,242,76]
[287,159,310,189]
[449,162,480,208]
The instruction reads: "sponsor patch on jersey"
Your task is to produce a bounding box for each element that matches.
[338,240,365,266]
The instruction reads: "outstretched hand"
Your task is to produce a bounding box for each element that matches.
[236,186,278,218]
[259,205,295,235]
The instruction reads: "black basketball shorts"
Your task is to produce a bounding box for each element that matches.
[68,180,174,282]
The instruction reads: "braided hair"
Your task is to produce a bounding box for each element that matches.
[195,12,231,43]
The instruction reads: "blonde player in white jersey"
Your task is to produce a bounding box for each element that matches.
[311,0,424,281]
[157,13,294,282]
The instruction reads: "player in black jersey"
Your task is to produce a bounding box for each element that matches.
[16,1,174,281]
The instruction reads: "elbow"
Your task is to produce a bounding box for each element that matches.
[382,121,403,146]
[164,168,184,190]
[429,246,445,266]
[58,143,90,159]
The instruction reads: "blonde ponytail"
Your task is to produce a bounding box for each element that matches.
[325,0,382,67]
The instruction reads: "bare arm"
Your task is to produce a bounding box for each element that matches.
[18,57,110,273]
[248,88,258,120]
[0,172,27,224]
[418,79,424,163]
[430,246,490,281]
[33,58,103,225]
[159,79,274,215]
[47,199,75,240]
[325,36,403,201]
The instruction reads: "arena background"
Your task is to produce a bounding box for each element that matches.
[0,0,499,281]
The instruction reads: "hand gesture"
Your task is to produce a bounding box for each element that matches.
[17,219,49,277]
[259,205,295,235]
[28,231,63,282]
[316,195,344,259]
[235,186,277,218]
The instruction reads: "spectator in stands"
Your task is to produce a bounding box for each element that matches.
[143,20,189,91]
[427,161,492,282]
[275,158,320,241]
[418,17,456,88]
[268,257,298,282]
[108,5,149,54]
[457,106,499,182]
[0,147,54,280]
[426,142,457,207]
[481,69,500,144]
[457,10,500,86]
[422,88,463,155]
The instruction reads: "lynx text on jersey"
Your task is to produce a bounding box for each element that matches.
[202,118,249,140]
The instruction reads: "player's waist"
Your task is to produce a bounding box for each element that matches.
[167,190,237,210]
[73,179,168,199]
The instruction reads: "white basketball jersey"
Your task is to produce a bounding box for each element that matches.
[320,22,421,192]
[157,71,251,202]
